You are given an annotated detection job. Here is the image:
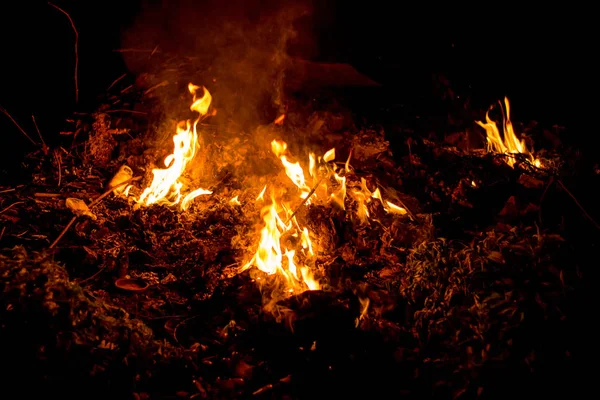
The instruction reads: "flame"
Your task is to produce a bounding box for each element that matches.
[256,185,267,202]
[241,189,320,301]
[355,296,370,327]
[476,97,541,168]
[229,195,241,206]
[136,83,213,209]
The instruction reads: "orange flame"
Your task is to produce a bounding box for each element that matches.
[476,97,541,168]
[136,84,213,209]
[240,189,319,300]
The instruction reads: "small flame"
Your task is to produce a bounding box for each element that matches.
[256,185,267,202]
[229,195,241,206]
[476,97,541,168]
[136,84,213,209]
[355,296,370,327]
[323,148,335,163]
[271,140,313,201]
[274,114,286,125]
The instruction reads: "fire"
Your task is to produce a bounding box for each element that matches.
[135,83,213,209]
[476,97,541,168]
[270,140,341,205]
[240,188,320,301]
[242,138,410,305]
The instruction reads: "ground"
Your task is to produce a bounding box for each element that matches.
[0,54,596,399]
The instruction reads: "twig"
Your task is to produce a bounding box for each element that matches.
[149,45,159,58]
[54,150,62,187]
[48,2,79,103]
[557,179,600,230]
[34,193,62,198]
[31,115,47,150]
[0,201,24,215]
[48,216,77,249]
[104,109,148,115]
[0,188,16,194]
[0,106,37,145]
[77,265,108,285]
[0,226,5,242]
[107,73,126,91]
[538,176,555,226]
[49,176,141,249]
[285,176,325,225]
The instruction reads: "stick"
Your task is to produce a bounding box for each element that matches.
[34,193,62,198]
[49,176,141,249]
[0,201,24,215]
[31,115,47,149]
[107,73,126,91]
[285,175,325,225]
[0,106,37,145]
[77,265,108,285]
[48,2,79,103]
[538,176,555,226]
[55,150,62,187]
[557,179,600,230]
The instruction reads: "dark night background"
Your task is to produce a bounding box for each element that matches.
[0,1,594,171]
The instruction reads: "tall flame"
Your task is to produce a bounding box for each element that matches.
[136,84,213,209]
[476,97,541,168]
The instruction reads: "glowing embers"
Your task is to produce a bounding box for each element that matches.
[476,97,542,168]
[135,83,214,210]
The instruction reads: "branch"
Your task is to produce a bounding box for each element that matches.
[557,179,600,230]
[0,106,37,145]
[48,2,79,104]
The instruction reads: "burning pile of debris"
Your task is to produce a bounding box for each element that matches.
[0,51,595,399]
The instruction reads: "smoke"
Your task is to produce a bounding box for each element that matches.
[121,0,313,128]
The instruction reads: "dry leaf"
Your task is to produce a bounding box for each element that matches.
[65,198,96,220]
[518,174,544,189]
[487,251,505,264]
[107,164,133,194]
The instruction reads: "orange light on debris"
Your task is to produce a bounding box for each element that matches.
[274,114,285,125]
[476,97,541,168]
[136,83,213,210]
